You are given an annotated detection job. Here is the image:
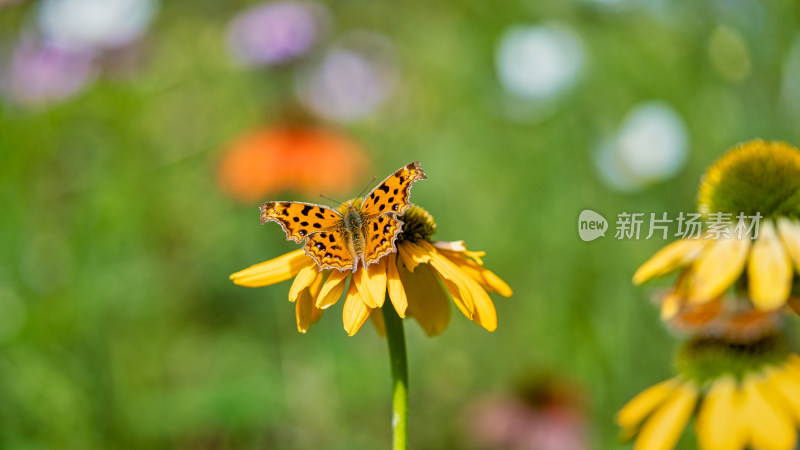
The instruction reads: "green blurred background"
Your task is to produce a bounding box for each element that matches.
[2,0,800,448]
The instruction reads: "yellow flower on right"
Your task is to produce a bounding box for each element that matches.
[634,140,800,313]
[618,333,800,450]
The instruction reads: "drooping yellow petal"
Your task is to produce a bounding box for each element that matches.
[343,281,371,336]
[397,241,433,272]
[355,258,387,308]
[288,264,319,302]
[316,270,349,309]
[295,271,324,333]
[767,367,800,423]
[633,381,698,450]
[633,238,710,285]
[399,261,450,336]
[748,221,792,311]
[617,378,680,431]
[386,256,408,317]
[696,376,745,450]
[741,374,796,450]
[421,241,476,319]
[370,308,386,336]
[777,217,800,272]
[688,235,750,303]
[230,249,311,287]
[440,250,513,297]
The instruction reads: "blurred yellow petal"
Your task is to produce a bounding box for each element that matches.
[288,264,319,302]
[767,367,800,423]
[230,249,311,287]
[696,376,745,450]
[617,378,680,430]
[355,258,387,308]
[742,374,796,450]
[343,281,371,336]
[386,256,408,317]
[433,240,467,252]
[777,217,800,272]
[660,293,681,321]
[748,221,792,310]
[316,270,348,309]
[633,381,698,450]
[633,238,710,285]
[399,261,450,336]
[688,236,750,303]
[370,308,386,336]
[397,241,433,272]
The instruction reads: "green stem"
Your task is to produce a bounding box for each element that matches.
[382,301,408,450]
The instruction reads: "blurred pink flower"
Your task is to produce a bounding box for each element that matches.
[466,378,588,450]
[227,1,327,67]
[1,39,94,107]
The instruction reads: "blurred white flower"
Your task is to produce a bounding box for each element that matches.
[295,31,397,122]
[0,38,95,108]
[496,23,584,101]
[38,0,157,51]
[594,102,689,191]
[227,1,328,67]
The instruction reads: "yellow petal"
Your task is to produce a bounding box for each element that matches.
[432,240,467,251]
[397,241,433,272]
[355,258,387,308]
[748,221,792,310]
[316,270,349,309]
[295,272,324,333]
[370,308,386,337]
[633,381,698,450]
[777,217,800,272]
[660,293,681,321]
[386,256,408,317]
[633,238,710,285]
[288,264,319,302]
[230,249,311,287]
[741,374,796,450]
[688,235,750,303]
[696,376,745,450]
[399,261,451,336]
[422,241,475,319]
[441,251,513,297]
[343,281,371,336]
[617,378,680,431]
[767,367,800,423]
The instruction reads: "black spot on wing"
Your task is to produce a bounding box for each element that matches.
[301,221,309,226]
[301,205,313,216]
[379,184,390,193]
[313,223,322,228]
[315,212,324,219]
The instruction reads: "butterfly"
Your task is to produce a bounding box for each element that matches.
[260,162,427,272]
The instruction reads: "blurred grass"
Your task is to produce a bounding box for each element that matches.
[2,0,800,448]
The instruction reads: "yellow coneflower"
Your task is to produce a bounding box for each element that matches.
[617,334,800,450]
[634,140,800,312]
[230,205,512,335]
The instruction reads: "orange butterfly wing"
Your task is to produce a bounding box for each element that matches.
[303,230,356,271]
[260,201,342,243]
[359,162,426,219]
[362,214,404,266]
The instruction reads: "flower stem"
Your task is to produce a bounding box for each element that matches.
[382,301,408,450]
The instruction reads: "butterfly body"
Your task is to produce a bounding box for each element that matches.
[260,162,427,272]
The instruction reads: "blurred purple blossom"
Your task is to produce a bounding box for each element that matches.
[227,1,327,67]
[295,32,397,122]
[1,39,95,108]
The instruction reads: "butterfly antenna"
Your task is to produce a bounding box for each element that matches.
[357,176,377,198]
[319,195,344,207]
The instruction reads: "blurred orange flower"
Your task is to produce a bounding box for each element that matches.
[218,126,370,202]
